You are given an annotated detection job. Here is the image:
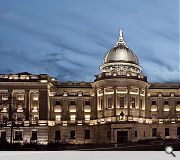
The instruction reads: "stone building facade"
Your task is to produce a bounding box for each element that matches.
[0,31,180,144]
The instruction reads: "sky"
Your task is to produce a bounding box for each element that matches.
[0,0,179,83]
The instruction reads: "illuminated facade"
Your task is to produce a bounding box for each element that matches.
[0,31,180,144]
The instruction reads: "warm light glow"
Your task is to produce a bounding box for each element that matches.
[70,115,76,121]
[17,95,24,101]
[176,105,180,111]
[55,115,61,121]
[40,80,48,83]
[1,107,8,112]
[54,107,62,112]
[33,95,38,101]
[84,106,91,112]
[151,105,157,111]
[62,121,67,126]
[69,105,76,112]
[32,107,38,112]
[85,115,90,121]
[164,105,169,112]
[2,95,8,100]
[17,106,23,112]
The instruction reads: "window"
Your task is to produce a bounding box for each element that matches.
[119,97,124,108]
[85,101,90,105]
[14,131,23,141]
[70,115,76,121]
[140,98,142,109]
[177,127,180,136]
[144,131,145,137]
[55,130,61,140]
[55,101,61,105]
[177,101,180,105]
[70,130,76,139]
[70,101,75,105]
[135,131,137,137]
[84,130,90,139]
[165,128,170,136]
[107,97,113,108]
[164,101,168,105]
[99,98,103,110]
[55,115,61,121]
[152,128,157,137]
[152,101,156,105]
[107,131,111,139]
[85,115,90,121]
[1,131,6,141]
[31,131,37,140]
[132,98,136,108]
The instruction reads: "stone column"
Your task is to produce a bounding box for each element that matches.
[25,90,30,120]
[8,89,13,121]
[127,87,130,120]
[61,98,69,121]
[102,88,105,118]
[144,87,149,119]
[138,88,141,118]
[92,86,98,119]
[76,98,84,120]
[113,87,117,119]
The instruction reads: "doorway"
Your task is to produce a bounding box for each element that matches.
[117,131,128,143]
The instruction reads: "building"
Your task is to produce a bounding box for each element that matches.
[0,31,180,144]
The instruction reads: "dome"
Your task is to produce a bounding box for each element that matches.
[100,30,142,73]
[103,45,139,65]
[103,30,139,65]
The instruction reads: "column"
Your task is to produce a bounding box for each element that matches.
[102,88,105,118]
[127,87,130,121]
[138,88,141,118]
[144,87,149,118]
[92,86,98,119]
[25,90,30,120]
[113,87,117,119]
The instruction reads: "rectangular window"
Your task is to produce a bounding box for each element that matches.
[85,101,90,105]
[140,98,142,109]
[177,101,180,104]
[31,131,37,140]
[119,97,124,108]
[55,130,61,140]
[132,98,136,108]
[107,131,111,139]
[107,97,113,108]
[164,101,168,105]
[70,130,76,139]
[14,131,23,141]
[152,101,156,105]
[177,127,180,136]
[70,101,75,105]
[1,131,6,140]
[55,115,61,121]
[70,115,76,121]
[84,130,90,139]
[99,98,103,110]
[152,128,157,137]
[135,131,137,137]
[144,131,145,137]
[55,100,61,105]
[165,128,170,136]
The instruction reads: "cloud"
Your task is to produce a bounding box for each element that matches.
[0,0,179,82]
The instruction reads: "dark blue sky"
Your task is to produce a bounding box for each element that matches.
[0,0,179,82]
